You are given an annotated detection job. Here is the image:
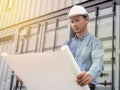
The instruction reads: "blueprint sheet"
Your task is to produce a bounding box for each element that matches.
[5,45,90,90]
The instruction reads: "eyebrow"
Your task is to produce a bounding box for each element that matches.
[70,15,80,19]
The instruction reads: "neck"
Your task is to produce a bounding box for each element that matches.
[76,29,88,39]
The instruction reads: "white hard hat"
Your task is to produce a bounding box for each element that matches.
[68,5,88,17]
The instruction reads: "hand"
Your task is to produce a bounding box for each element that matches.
[76,71,92,86]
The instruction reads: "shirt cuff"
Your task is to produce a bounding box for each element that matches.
[87,71,96,81]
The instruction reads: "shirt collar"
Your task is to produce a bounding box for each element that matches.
[74,32,90,40]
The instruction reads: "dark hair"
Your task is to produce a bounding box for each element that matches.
[81,14,89,19]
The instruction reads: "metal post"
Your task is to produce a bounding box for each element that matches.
[95,6,99,37]
[111,1,116,90]
[14,80,18,90]
[20,36,24,54]
[38,24,43,52]
[10,71,14,90]
[41,22,48,52]
[35,24,41,52]
[25,27,31,53]
[53,19,59,51]
[19,83,23,90]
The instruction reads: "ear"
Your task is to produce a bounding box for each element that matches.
[85,16,89,22]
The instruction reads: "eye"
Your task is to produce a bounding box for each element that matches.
[71,20,74,23]
[70,16,81,23]
[75,18,81,22]
[76,19,80,22]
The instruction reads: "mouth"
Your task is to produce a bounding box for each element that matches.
[73,28,79,31]
[73,27,77,29]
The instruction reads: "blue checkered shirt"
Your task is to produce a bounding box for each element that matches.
[65,32,104,85]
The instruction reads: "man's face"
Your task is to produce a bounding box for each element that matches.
[70,15,89,34]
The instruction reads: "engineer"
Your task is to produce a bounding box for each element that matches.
[65,5,104,90]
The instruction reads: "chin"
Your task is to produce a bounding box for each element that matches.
[74,30,80,33]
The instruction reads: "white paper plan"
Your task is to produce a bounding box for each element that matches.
[5,45,90,90]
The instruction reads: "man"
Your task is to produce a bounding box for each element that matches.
[65,5,104,90]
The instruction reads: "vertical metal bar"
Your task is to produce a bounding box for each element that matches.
[16,76,23,90]
[35,24,40,52]
[53,19,59,51]
[10,71,14,90]
[95,6,99,37]
[111,2,116,90]
[15,28,21,54]
[20,36,24,54]
[119,54,120,90]
[0,57,6,88]
[38,24,43,52]
[25,27,31,53]
[41,22,48,52]
[19,83,23,90]
[14,80,19,90]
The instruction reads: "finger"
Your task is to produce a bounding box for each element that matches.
[76,71,86,79]
[76,73,88,84]
[76,72,88,82]
[76,73,92,86]
[79,76,91,86]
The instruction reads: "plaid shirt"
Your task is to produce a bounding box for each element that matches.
[65,32,104,85]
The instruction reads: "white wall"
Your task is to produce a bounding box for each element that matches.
[0,0,86,29]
